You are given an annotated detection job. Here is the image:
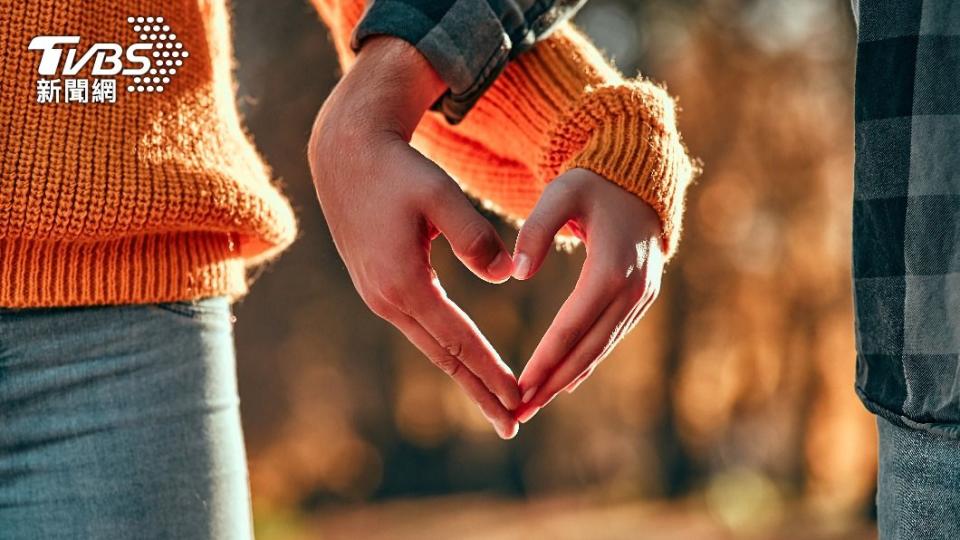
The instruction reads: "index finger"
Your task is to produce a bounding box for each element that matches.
[516,257,617,403]
[399,275,522,411]
[387,309,519,439]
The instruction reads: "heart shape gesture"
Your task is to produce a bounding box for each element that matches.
[509,168,664,429]
[309,40,664,439]
[313,121,663,438]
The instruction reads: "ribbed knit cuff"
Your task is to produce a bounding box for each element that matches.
[0,232,247,308]
[542,84,695,259]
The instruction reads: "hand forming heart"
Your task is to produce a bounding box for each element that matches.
[509,168,664,427]
[309,37,664,440]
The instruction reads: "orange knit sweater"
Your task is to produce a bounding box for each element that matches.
[0,1,297,308]
[0,1,692,308]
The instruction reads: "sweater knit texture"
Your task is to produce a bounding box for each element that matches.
[1,0,693,308]
[0,1,297,307]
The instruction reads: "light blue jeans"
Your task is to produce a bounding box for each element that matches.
[877,417,960,539]
[0,298,253,539]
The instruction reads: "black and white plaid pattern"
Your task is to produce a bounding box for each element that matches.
[854,0,960,438]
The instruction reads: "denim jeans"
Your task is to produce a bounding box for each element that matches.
[0,298,252,539]
[877,417,960,539]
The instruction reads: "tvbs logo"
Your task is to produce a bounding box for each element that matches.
[28,16,188,104]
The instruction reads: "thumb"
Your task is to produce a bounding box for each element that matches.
[427,182,514,283]
[513,181,579,280]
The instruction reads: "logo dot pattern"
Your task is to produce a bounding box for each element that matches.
[125,16,187,93]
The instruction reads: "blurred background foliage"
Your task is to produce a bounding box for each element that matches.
[230,0,871,537]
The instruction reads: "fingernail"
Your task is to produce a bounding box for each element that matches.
[518,407,540,424]
[513,253,531,280]
[521,385,538,404]
[487,251,513,277]
[500,422,519,440]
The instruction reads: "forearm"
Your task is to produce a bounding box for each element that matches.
[313,36,445,144]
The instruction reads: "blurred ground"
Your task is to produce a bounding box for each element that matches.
[258,495,876,540]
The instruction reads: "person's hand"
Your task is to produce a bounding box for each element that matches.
[512,168,665,423]
[308,37,521,439]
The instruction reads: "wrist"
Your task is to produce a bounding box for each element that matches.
[553,86,692,260]
[337,36,446,140]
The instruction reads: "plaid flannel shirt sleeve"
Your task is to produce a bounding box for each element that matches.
[350,0,586,124]
[853,0,960,439]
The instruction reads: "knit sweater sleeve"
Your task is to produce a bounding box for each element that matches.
[312,1,695,258]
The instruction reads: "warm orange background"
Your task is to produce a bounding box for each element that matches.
[230,1,871,537]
